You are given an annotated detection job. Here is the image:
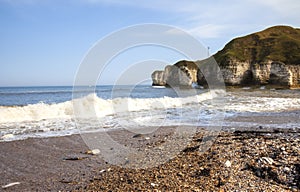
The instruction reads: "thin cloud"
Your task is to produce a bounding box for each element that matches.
[252,0,300,19]
[187,24,227,39]
[78,0,300,38]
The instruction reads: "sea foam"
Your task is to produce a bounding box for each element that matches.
[1,90,300,141]
[0,91,215,124]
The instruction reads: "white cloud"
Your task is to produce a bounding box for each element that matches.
[164,28,187,35]
[187,24,227,39]
[79,0,300,37]
[253,0,300,16]
[4,0,298,51]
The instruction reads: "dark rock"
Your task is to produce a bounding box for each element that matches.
[132,134,142,138]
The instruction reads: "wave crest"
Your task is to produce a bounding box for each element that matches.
[0,92,214,124]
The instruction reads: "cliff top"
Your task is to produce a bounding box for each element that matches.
[214,25,300,65]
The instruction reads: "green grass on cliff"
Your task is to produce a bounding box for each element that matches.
[214,26,300,65]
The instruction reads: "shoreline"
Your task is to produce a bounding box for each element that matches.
[2,109,300,143]
[1,126,299,191]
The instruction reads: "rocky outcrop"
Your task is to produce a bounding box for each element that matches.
[151,60,198,87]
[151,70,166,86]
[152,25,300,88]
[289,65,300,86]
[197,59,300,87]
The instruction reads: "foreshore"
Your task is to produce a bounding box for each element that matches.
[1,125,299,191]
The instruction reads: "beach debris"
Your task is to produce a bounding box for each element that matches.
[85,149,100,155]
[145,137,150,140]
[183,145,200,153]
[63,156,88,161]
[2,182,20,189]
[225,160,231,167]
[133,134,142,138]
[259,157,274,165]
[59,179,73,184]
[99,169,106,173]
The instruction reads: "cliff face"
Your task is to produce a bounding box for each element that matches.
[211,25,300,87]
[152,25,300,88]
[151,60,198,87]
[215,26,300,65]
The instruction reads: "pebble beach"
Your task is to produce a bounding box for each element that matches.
[1,123,300,191]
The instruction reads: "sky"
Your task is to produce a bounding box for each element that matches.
[0,0,300,86]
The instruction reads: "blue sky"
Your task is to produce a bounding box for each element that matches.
[1,0,299,86]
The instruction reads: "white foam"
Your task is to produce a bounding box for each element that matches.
[1,90,300,141]
[224,96,300,112]
[0,92,215,124]
[152,86,166,89]
[1,90,299,125]
[0,101,73,123]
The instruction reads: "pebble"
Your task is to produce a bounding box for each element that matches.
[259,157,274,165]
[79,130,300,191]
[151,183,158,187]
[86,149,100,155]
[225,160,231,167]
[283,167,290,172]
[291,187,298,192]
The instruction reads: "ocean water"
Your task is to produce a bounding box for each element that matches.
[0,85,300,141]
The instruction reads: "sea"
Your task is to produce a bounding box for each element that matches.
[0,85,300,141]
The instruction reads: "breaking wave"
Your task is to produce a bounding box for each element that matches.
[0,92,215,124]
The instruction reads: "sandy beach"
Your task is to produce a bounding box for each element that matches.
[1,121,300,191]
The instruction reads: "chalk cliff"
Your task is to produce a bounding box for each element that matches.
[152,25,300,88]
[151,60,198,87]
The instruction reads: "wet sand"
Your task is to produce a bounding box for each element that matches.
[1,125,300,191]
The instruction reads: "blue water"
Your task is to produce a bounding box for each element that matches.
[0,85,203,106]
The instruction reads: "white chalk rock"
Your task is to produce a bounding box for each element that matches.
[86,149,100,155]
[225,160,231,167]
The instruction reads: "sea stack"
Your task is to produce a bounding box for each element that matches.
[151,60,198,87]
